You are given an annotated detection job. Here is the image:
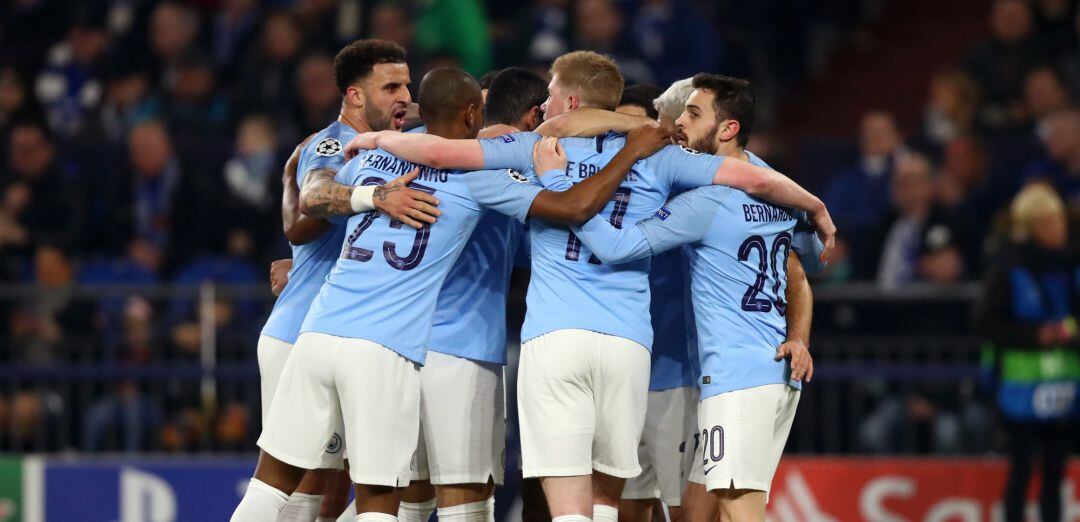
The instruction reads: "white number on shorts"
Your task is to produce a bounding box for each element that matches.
[701,426,724,465]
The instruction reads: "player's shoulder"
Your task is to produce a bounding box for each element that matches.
[744,150,772,170]
[305,122,355,159]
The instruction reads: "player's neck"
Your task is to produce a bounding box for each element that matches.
[338,110,371,134]
[715,142,748,162]
[425,121,471,140]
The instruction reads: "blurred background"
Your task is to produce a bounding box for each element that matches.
[0,0,1078,520]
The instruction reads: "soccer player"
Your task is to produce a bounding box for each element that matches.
[230,66,674,522]
[344,52,833,522]
[396,67,550,522]
[615,84,664,119]
[542,73,821,522]
[257,39,438,522]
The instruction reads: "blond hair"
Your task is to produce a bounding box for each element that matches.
[1010,182,1066,240]
[550,51,624,110]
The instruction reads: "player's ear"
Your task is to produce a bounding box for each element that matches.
[526,106,541,130]
[719,119,741,143]
[465,102,478,130]
[346,84,366,110]
[567,94,580,112]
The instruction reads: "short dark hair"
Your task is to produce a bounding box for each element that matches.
[618,84,663,120]
[418,67,482,124]
[691,73,755,147]
[484,67,548,126]
[332,39,407,94]
[478,69,501,91]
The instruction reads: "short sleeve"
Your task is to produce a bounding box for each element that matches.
[637,187,728,254]
[479,132,542,172]
[791,211,827,274]
[299,135,350,186]
[463,168,544,223]
[648,144,725,193]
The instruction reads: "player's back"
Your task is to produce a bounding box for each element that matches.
[684,183,800,399]
[261,121,355,344]
[647,247,698,390]
[300,146,540,364]
[427,207,524,365]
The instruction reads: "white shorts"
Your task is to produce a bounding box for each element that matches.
[622,386,698,506]
[258,332,421,486]
[518,329,651,479]
[411,351,506,485]
[257,334,346,470]
[688,384,800,497]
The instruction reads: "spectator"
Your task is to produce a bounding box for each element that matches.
[294,0,360,51]
[0,120,81,254]
[156,53,231,163]
[629,0,718,86]
[966,0,1051,132]
[572,0,651,85]
[525,0,572,65]
[292,53,340,138]
[1025,109,1080,204]
[869,153,970,287]
[210,0,261,78]
[1032,0,1077,58]
[921,69,980,148]
[34,8,110,140]
[233,10,305,118]
[936,135,1016,245]
[974,183,1079,522]
[0,66,36,140]
[147,2,202,90]
[1022,65,1073,124]
[222,114,280,246]
[82,296,166,452]
[824,111,906,264]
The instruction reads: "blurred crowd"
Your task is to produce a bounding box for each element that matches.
[0,0,1076,454]
[818,0,1080,289]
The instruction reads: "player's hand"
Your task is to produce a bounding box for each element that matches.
[775,339,813,382]
[532,137,567,174]
[810,208,837,264]
[270,258,293,296]
[344,132,383,159]
[624,122,673,160]
[374,167,441,229]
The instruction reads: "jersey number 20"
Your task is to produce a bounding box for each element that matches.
[738,232,792,315]
[342,177,435,271]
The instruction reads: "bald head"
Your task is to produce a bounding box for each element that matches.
[419,67,483,128]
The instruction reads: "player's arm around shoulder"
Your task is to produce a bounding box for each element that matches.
[299,156,442,230]
[526,124,672,225]
[712,158,837,263]
[344,130,486,171]
[535,108,656,138]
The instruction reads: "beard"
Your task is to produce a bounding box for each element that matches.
[688,125,719,155]
[364,102,392,131]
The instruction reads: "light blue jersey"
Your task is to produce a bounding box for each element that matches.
[566,155,826,399]
[299,147,543,364]
[479,132,723,350]
[261,121,356,344]
[427,203,526,365]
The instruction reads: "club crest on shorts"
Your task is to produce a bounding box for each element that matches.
[680,145,703,155]
[315,138,342,157]
[325,432,342,453]
[507,169,529,183]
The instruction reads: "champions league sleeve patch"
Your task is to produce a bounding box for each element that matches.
[500,134,516,144]
[507,169,530,183]
[656,207,671,220]
[314,138,343,157]
[679,145,703,155]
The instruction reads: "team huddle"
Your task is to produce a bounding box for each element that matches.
[231,39,836,522]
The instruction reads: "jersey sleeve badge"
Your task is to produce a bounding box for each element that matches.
[315,138,343,157]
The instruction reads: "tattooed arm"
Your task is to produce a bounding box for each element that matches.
[298,167,442,229]
[283,137,332,244]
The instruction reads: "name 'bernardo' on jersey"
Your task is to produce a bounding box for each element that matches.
[743,203,793,223]
[358,152,451,183]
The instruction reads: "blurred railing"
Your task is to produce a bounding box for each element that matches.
[0,282,994,455]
